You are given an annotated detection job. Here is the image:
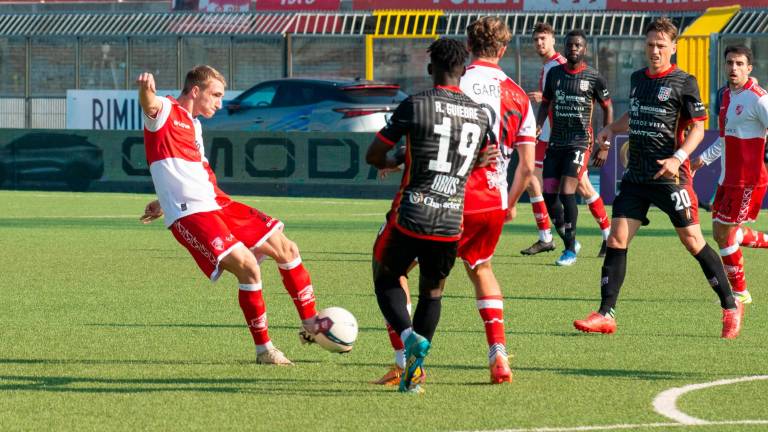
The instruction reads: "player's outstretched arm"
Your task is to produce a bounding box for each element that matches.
[140,199,163,224]
[137,72,162,118]
[654,120,705,180]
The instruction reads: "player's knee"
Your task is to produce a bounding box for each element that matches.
[680,234,705,254]
[274,237,300,262]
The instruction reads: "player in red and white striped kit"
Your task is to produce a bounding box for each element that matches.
[137,66,319,365]
[692,45,768,306]
[521,23,611,257]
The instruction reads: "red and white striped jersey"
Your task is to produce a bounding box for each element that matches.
[143,96,231,227]
[717,78,768,187]
[461,60,537,213]
[538,53,567,142]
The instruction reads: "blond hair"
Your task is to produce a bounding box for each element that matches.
[466,17,511,58]
[182,65,227,94]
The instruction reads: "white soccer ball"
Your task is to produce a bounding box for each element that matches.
[314,307,358,353]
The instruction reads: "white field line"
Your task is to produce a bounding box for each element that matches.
[652,375,768,424]
[453,375,768,432]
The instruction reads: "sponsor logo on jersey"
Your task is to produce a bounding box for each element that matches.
[430,174,459,196]
[211,237,224,251]
[736,104,744,115]
[409,191,423,204]
[658,86,672,102]
[173,119,191,130]
[580,80,589,91]
[180,203,188,211]
[601,88,610,98]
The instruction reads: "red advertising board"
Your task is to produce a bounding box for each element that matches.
[352,0,522,10]
[606,0,768,11]
[254,0,341,10]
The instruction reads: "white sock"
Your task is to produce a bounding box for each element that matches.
[406,303,412,316]
[256,341,274,355]
[400,327,413,344]
[539,229,553,243]
[602,228,611,240]
[395,349,406,369]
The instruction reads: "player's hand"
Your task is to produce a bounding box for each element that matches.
[140,199,163,224]
[378,166,402,179]
[690,157,705,173]
[504,205,517,223]
[653,157,682,180]
[527,91,543,104]
[136,72,156,94]
[477,144,501,167]
[597,126,613,148]
[593,148,609,168]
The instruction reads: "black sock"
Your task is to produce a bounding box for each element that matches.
[544,192,565,240]
[412,295,442,342]
[694,244,736,309]
[598,247,627,316]
[560,193,578,251]
[374,273,411,334]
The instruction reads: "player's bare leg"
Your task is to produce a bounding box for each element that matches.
[521,168,557,255]
[220,246,292,365]
[574,217,641,333]
[254,231,319,342]
[464,261,512,384]
[576,174,610,257]
[713,222,752,305]
[677,223,742,338]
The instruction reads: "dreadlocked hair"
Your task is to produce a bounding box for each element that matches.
[428,38,469,73]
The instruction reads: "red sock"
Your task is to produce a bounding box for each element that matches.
[477,295,506,346]
[239,283,270,346]
[720,245,746,293]
[386,322,404,350]
[530,196,550,231]
[586,194,610,231]
[741,227,768,248]
[278,257,317,320]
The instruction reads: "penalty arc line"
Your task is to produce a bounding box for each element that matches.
[652,374,768,424]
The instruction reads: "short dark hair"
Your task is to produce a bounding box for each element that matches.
[724,44,753,65]
[428,38,469,73]
[645,17,678,41]
[466,16,511,58]
[532,22,554,36]
[565,29,588,44]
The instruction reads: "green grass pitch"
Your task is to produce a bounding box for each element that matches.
[0,190,766,431]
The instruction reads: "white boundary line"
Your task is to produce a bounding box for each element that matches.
[452,375,768,432]
[652,375,768,424]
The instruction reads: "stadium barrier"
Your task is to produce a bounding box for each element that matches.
[0,129,401,198]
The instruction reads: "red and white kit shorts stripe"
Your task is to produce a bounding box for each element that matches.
[170,201,284,281]
[712,184,767,225]
[458,209,507,269]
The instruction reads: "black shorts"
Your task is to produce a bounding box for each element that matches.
[542,146,590,180]
[373,222,458,282]
[612,181,700,228]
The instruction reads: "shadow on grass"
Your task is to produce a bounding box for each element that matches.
[0,373,383,395]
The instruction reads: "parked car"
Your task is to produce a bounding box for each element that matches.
[201,78,408,132]
[0,133,104,191]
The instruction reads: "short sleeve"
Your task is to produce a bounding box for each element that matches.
[143,96,172,132]
[542,69,555,103]
[595,74,611,107]
[376,97,413,146]
[515,99,537,146]
[681,75,707,121]
[756,94,768,130]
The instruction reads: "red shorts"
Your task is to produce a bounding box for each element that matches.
[457,209,507,268]
[170,201,283,281]
[534,139,548,169]
[712,184,767,225]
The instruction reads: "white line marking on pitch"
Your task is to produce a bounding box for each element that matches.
[452,375,768,432]
[652,375,768,424]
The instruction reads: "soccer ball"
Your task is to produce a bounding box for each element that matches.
[314,307,358,353]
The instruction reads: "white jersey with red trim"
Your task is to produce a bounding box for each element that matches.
[717,78,768,187]
[461,60,537,213]
[538,53,567,142]
[143,96,231,227]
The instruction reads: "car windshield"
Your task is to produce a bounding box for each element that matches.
[340,86,407,104]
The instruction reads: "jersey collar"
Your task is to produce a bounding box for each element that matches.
[469,59,501,70]
[564,63,587,74]
[645,64,677,79]
[436,85,462,93]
